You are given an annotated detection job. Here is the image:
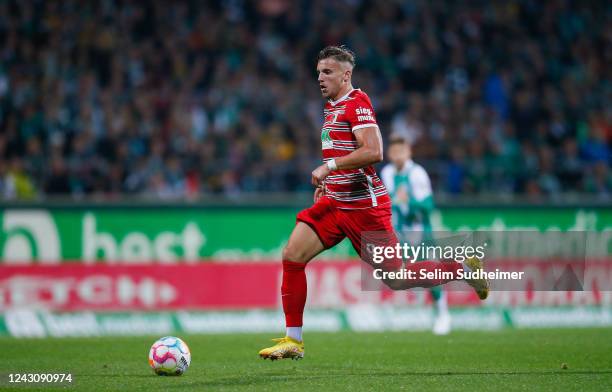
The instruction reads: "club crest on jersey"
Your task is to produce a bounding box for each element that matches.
[325,112,340,124]
[321,128,333,149]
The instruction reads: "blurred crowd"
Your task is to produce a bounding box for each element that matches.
[0,0,610,200]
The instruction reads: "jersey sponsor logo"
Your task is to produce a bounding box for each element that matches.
[321,128,333,149]
[355,107,374,122]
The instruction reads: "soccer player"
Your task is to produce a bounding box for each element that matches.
[258,46,488,360]
[381,135,451,335]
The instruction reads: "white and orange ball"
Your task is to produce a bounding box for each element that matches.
[148,336,191,376]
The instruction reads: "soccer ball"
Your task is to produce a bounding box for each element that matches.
[148,336,191,376]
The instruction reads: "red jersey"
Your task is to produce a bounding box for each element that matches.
[321,89,390,209]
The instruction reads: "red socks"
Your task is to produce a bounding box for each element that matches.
[282,260,307,327]
[280,259,461,326]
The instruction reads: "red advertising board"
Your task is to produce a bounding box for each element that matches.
[1,261,610,311]
[0,263,280,311]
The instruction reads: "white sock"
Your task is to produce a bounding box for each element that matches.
[286,327,303,342]
[436,291,449,315]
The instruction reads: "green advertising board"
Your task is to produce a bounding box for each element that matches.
[0,207,610,263]
[2,306,612,337]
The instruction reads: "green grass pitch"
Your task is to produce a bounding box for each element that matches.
[2,328,611,391]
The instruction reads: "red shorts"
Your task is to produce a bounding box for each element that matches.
[296,196,398,263]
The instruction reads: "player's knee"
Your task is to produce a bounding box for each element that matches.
[282,244,308,263]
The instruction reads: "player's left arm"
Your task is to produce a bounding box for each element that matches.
[408,166,434,213]
[337,126,383,170]
[311,126,382,186]
[311,95,383,186]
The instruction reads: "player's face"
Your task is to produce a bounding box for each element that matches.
[388,143,411,168]
[317,58,350,100]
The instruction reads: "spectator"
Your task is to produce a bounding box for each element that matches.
[0,0,609,200]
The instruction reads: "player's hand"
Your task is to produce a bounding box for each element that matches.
[311,164,331,187]
[396,186,409,204]
[314,186,324,203]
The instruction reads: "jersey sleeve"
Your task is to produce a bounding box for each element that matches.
[345,94,379,133]
[409,165,433,202]
[380,164,395,193]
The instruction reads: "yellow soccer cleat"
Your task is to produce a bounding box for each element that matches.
[463,256,490,300]
[258,336,304,360]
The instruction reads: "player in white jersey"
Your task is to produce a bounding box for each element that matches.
[381,134,451,335]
